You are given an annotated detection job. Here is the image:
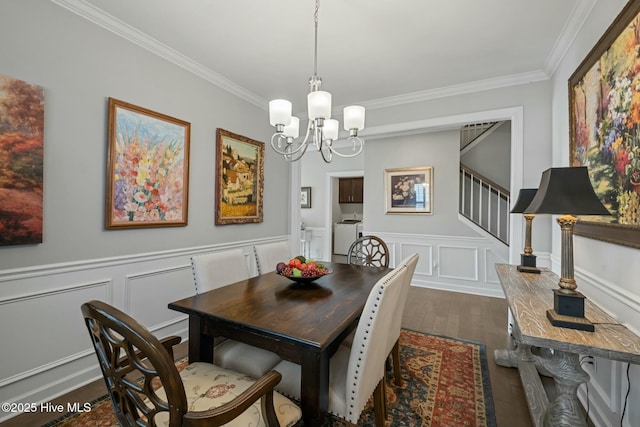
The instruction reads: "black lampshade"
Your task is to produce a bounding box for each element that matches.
[510,188,538,213]
[525,167,611,216]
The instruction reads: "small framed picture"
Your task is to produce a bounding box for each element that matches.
[301,187,312,208]
[384,167,433,214]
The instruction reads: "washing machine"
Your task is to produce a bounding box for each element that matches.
[333,220,361,255]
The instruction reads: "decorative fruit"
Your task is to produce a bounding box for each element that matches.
[295,255,306,263]
[277,258,330,279]
[289,258,301,268]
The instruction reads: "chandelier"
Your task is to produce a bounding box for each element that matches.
[268,0,365,163]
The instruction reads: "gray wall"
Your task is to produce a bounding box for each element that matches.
[460,121,511,190]
[0,0,289,270]
[365,130,480,236]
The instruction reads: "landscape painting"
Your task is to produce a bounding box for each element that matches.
[215,128,264,224]
[0,74,44,246]
[105,98,190,229]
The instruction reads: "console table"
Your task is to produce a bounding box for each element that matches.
[494,264,640,427]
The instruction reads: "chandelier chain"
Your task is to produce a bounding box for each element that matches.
[313,0,319,78]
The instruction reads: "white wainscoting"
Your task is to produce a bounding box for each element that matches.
[0,237,288,422]
[370,231,509,298]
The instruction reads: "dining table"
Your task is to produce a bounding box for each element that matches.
[168,261,392,427]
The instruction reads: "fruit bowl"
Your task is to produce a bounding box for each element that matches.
[277,272,330,284]
[275,256,330,284]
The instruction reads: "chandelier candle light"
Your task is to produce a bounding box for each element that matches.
[268,0,365,163]
[525,167,611,332]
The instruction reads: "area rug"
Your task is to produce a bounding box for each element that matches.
[43,329,496,427]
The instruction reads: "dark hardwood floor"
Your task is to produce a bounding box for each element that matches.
[1,287,535,427]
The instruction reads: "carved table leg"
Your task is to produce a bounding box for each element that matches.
[538,350,590,427]
[494,340,534,368]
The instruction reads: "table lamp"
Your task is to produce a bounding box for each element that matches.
[510,188,540,274]
[525,167,611,332]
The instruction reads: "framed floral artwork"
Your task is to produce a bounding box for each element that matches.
[215,128,264,224]
[384,167,433,214]
[105,98,190,229]
[569,0,640,248]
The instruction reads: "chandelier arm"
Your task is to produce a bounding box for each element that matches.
[320,144,333,163]
[284,140,310,162]
[326,136,364,158]
[269,122,314,157]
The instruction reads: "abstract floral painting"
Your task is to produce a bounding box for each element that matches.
[105,98,190,229]
[0,74,44,246]
[569,0,640,248]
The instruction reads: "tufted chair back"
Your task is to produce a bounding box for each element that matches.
[190,249,249,294]
[253,241,292,275]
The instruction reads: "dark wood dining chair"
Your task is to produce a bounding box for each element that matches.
[81,300,301,427]
[271,264,410,426]
[347,235,390,268]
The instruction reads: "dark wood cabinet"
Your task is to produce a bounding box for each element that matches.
[338,177,364,203]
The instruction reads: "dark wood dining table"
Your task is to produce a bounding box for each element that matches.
[168,262,391,427]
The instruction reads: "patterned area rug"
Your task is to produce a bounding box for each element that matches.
[44,329,496,427]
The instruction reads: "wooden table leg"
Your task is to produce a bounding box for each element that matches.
[300,349,330,427]
[188,315,213,364]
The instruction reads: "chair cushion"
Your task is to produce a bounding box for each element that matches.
[153,362,301,427]
[214,339,282,378]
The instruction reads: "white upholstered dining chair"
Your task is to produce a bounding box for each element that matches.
[190,249,282,378]
[253,241,293,275]
[272,263,410,426]
[386,253,419,385]
[341,253,419,386]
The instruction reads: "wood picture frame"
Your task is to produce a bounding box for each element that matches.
[568,0,640,249]
[105,98,190,229]
[301,187,312,208]
[384,167,433,214]
[215,128,264,224]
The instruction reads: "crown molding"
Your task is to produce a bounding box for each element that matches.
[50,0,267,109]
[357,70,549,111]
[543,0,598,76]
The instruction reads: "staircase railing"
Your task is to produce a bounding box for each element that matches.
[459,164,510,245]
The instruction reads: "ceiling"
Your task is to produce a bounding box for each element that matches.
[54,0,595,114]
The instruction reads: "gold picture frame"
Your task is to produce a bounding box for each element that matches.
[215,128,264,224]
[568,0,640,249]
[105,98,190,229]
[384,167,433,214]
